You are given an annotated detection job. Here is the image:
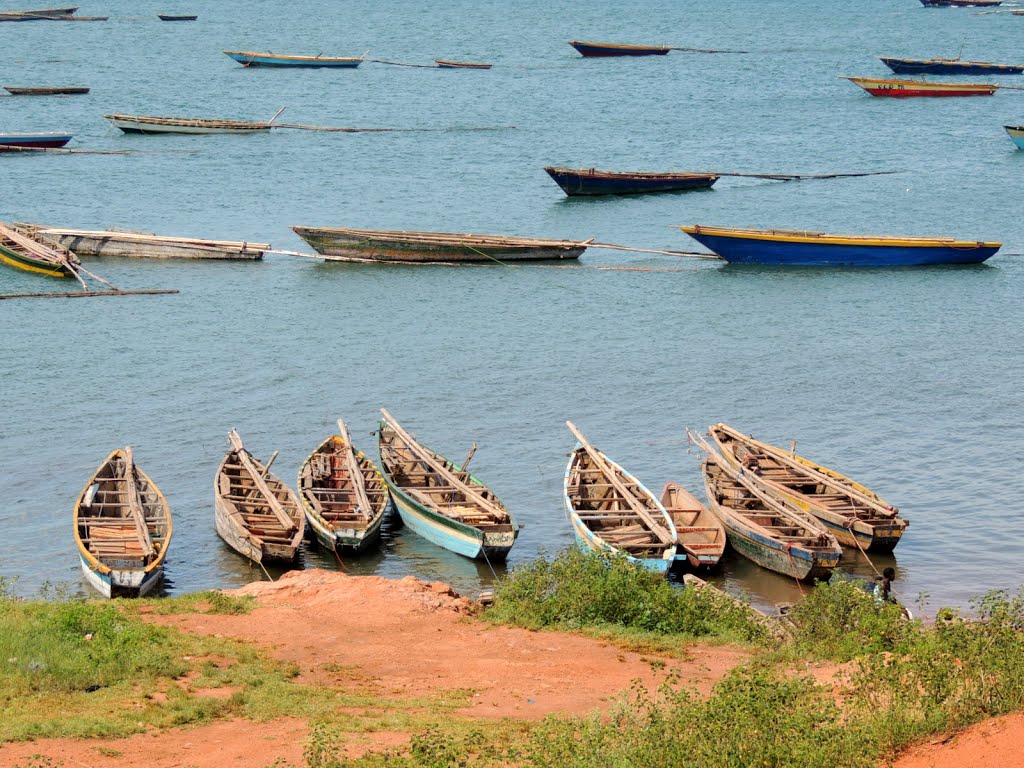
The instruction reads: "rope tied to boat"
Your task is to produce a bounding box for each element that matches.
[845,518,881,577]
[785,543,805,595]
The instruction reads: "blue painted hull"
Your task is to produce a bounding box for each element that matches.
[225,52,362,68]
[686,231,999,266]
[544,167,718,196]
[1007,127,1024,149]
[881,58,1023,75]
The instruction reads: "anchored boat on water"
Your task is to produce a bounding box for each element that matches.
[298,421,391,554]
[544,166,719,196]
[378,409,519,561]
[31,226,269,260]
[74,448,172,598]
[840,75,1000,97]
[706,424,908,552]
[1006,125,1024,149]
[659,481,726,568]
[292,226,589,263]
[0,6,78,20]
[680,224,1001,266]
[0,132,72,150]
[223,50,364,68]
[435,59,492,69]
[879,57,1024,76]
[3,86,89,95]
[563,422,677,574]
[569,40,671,57]
[0,221,80,277]
[105,113,275,134]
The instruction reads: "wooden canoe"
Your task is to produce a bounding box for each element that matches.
[105,113,273,134]
[0,6,78,21]
[158,14,197,21]
[377,409,518,561]
[74,448,172,597]
[544,166,719,196]
[435,59,492,69]
[564,422,676,574]
[0,221,79,277]
[569,40,671,57]
[4,86,89,95]
[659,481,725,568]
[707,424,908,552]
[0,132,73,150]
[694,435,840,581]
[1006,125,1024,149]
[298,420,390,553]
[31,227,269,260]
[223,50,363,68]
[879,57,1024,76]
[839,75,999,97]
[292,226,588,263]
[214,430,305,564]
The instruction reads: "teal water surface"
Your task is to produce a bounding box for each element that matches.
[1,0,1022,613]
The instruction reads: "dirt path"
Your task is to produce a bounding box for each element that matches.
[890,711,1024,768]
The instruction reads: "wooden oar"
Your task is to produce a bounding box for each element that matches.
[123,447,155,557]
[337,419,373,518]
[566,421,675,546]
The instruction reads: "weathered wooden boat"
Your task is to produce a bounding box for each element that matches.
[680,224,1001,266]
[214,430,305,564]
[435,59,492,69]
[1012,9,1024,14]
[298,420,390,553]
[564,422,676,574]
[157,14,197,21]
[224,50,363,68]
[105,113,273,135]
[0,6,77,20]
[378,409,518,561]
[4,86,89,95]
[840,75,999,97]
[659,481,726,568]
[544,166,719,196]
[0,221,79,277]
[569,40,671,57]
[920,0,1000,6]
[31,227,269,260]
[292,226,588,263]
[879,57,1023,76]
[698,448,841,582]
[74,448,172,598]
[707,423,908,552]
[1006,125,1024,149]
[0,132,72,150]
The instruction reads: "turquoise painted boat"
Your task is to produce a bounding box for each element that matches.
[377,409,518,561]
[298,421,390,554]
[223,50,363,68]
[563,422,677,575]
[1006,125,1024,149]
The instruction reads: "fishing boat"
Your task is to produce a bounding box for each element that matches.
[1006,125,1024,149]
[879,57,1023,76]
[659,481,726,568]
[840,76,999,97]
[74,448,172,598]
[105,113,274,135]
[679,224,1001,266]
[695,442,841,582]
[377,409,518,561]
[3,86,89,95]
[706,423,908,552]
[298,420,390,553]
[569,40,671,57]
[224,50,363,68]
[157,14,197,20]
[214,430,305,564]
[435,59,492,69]
[31,227,269,260]
[920,0,1000,6]
[0,6,77,20]
[544,166,719,196]
[0,221,79,277]
[563,422,677,574]
[292,226,588,263]
[0,132,72,150]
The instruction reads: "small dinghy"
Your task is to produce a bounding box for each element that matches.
[659,481,726,568]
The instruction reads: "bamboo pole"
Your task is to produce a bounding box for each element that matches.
[1,145,198,155]
[337,419,373,518]
[123,447,155,557]
[227,430,296,532]
[0,289,178,300]
[669,46,748,53]
[270,123,514,132]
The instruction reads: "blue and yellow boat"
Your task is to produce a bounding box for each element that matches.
[1007,125,1024,149]
[680,224,1001,266]
[564,422,677,575]
[378,409,518,562]
[223,50,363,68]
[0,221,78,277]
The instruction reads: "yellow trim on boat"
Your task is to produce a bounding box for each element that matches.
[680,225,1000,249]
[0,249,69,276]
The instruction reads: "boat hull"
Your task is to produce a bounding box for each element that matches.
[225,51,362,68]
[293,226,586,263]
[4,86,89,95]
[845,77,998,97]
[880,58,1023,75]
[108,117,269,135]
[214,496,300,564]
[722,520,838,581]
[682,226,1000,266]
[0,6,78,20]
[0,133,73,150]
[435,60,492,69]
[568,506,673,574]
[570,41,670,57]
[306,509,385,553]
[544,166,718,196]
[0,242,72,276]
[40,230,267,260]
[1007,126,1024,149]
[79,553,163,598]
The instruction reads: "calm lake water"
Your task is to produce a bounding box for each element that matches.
[2,0,1022,613]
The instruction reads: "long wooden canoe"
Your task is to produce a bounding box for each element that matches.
[378,409,518,561]
[158,14,197,21]
[292,226,588,263]
[569,40,671,57]
[224,50,363,68]
[879,57,1024,76]
[544,166,719,196]
[564,422,677,574]
[4,86,89,95]
[74,448,172,598]
[694,436,840,581]
[0,7,78,21]
[0,221,79,277]
[707,423,908,552]
[839,75,999,97]
[31,227,269,260]
[659,481,726,568]
[0,132,73,150]
[435,59,492,69]
[214,430,305,564]
[105,113,273,134]
[298,420,390,553]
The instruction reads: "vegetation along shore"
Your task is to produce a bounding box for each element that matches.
[2,549,1024,767]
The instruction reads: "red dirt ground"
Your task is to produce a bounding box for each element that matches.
[889,711,1024,768]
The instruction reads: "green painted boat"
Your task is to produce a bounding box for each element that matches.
[0,221,78,277]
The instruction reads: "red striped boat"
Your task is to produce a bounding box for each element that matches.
[840,75,999,97]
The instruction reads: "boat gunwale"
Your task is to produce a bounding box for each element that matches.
[223,49,364,64]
